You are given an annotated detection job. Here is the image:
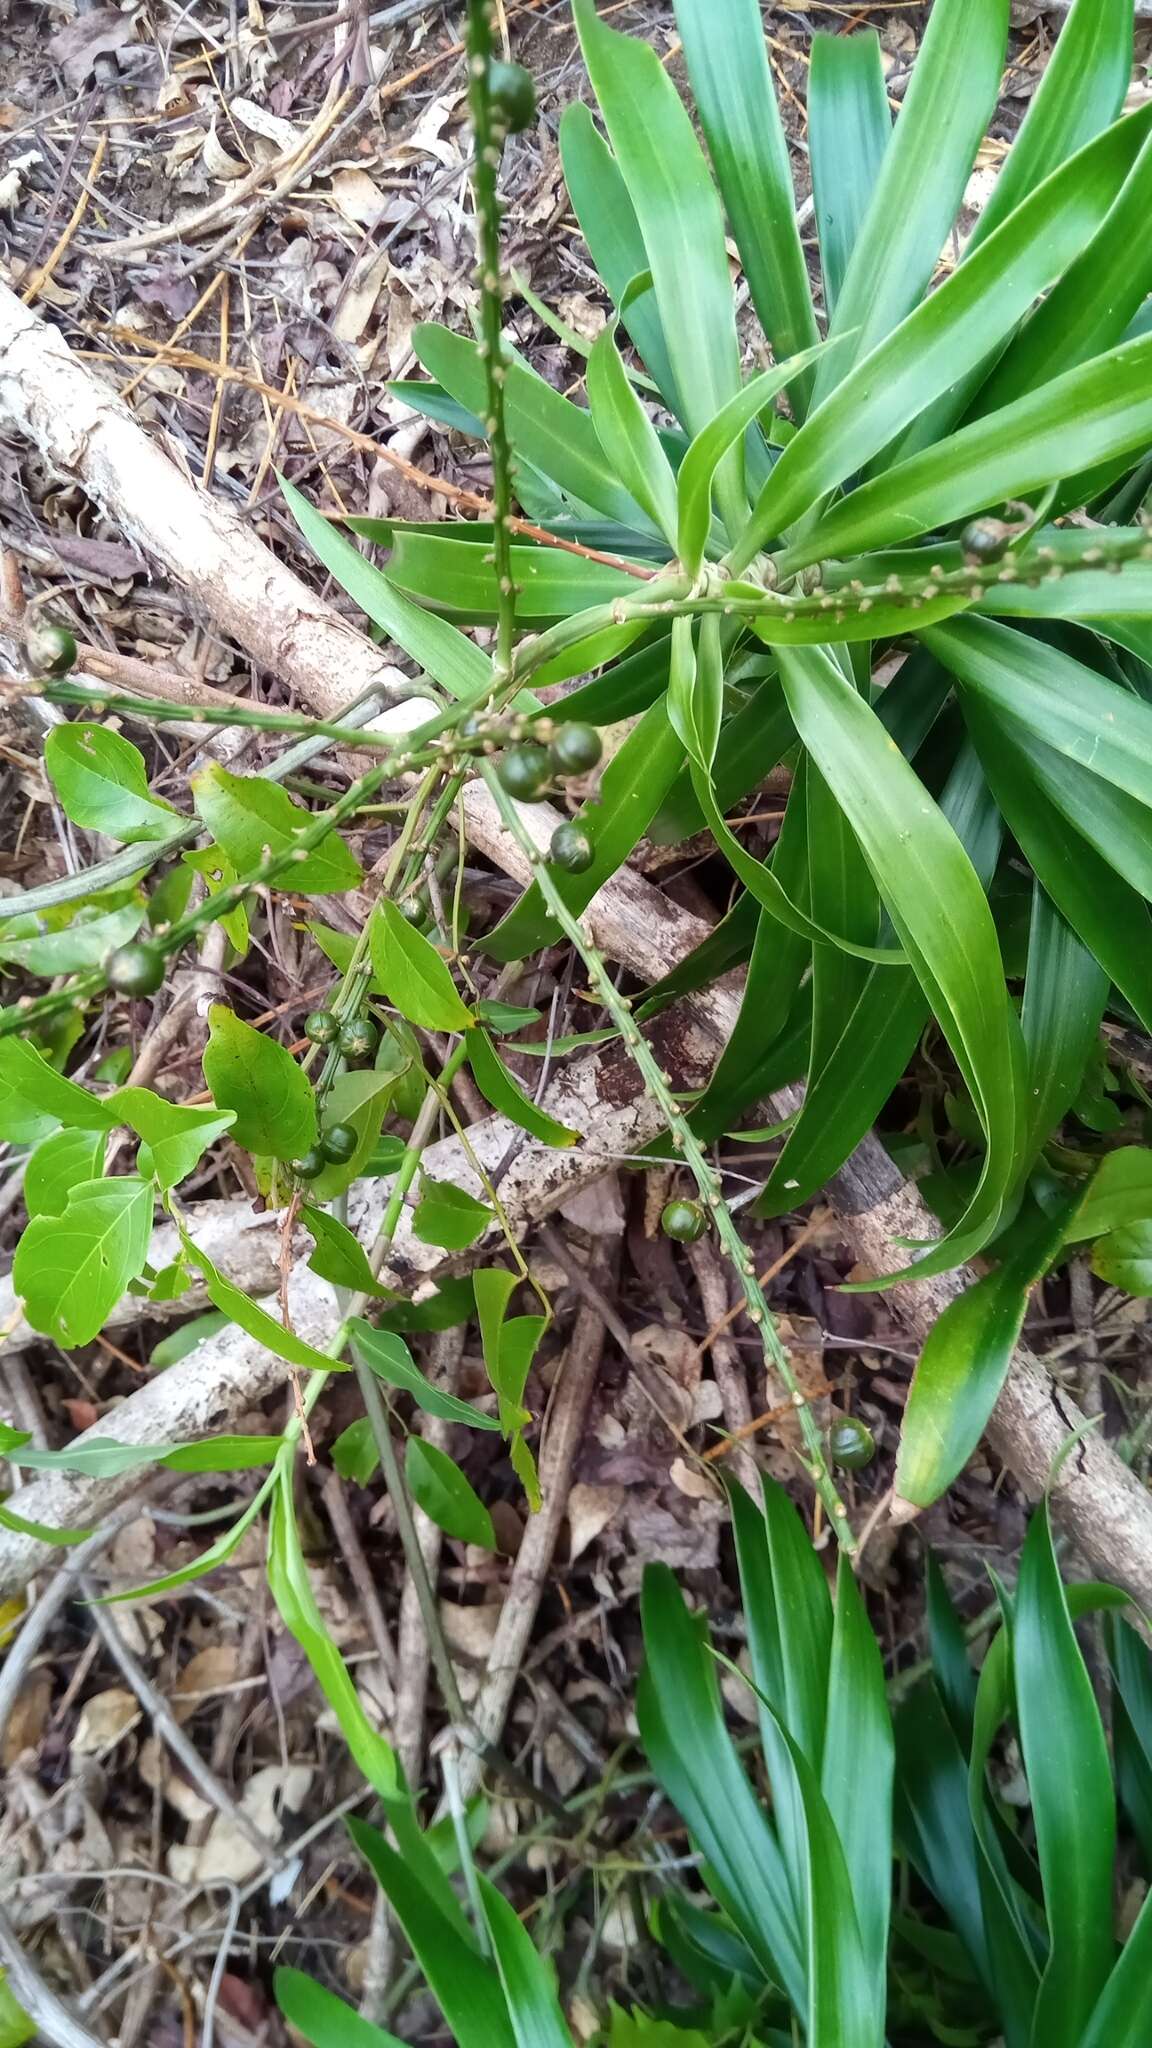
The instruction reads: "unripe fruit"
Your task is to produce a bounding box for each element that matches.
[294,1146,326,1181]
[488,59,536,133]
[305,1009,340,1047]
[23,616,77,676]
[497,743,552,801]
[960,519,1010,564]
[548,721,602,776]
[828,1415,876,1471]
[660,1198,707,1243]
[549,821,594,874]
[321,1121,358,1164]
[106,942,164,996]
[339,1016,378,1064]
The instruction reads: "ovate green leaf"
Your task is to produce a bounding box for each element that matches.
[202,1004,315,1161]
[14,1176,153,1346]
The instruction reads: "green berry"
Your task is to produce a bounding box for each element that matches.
[660,1198,707,1244]
[549,721,602,776]
[549,821,594,874]
[294,1146,326,1182]
[305,1009,340,1047]
[828,1415,876,1471]
[321,1121,358,1164]
[23,616,77,677]
[497,743,552,801]
[488,58,536,133]
[339,1016,378,1064]
[105,942,164,997]
[398,896,428,927]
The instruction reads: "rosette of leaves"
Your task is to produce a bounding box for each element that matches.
[290,0,1152,1506]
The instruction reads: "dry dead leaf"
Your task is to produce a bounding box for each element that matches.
[566,1482,623,1564]
[203,120,250,182]
[230,96,299,154]
[2,1671,52,1766]
[543,1733,585,1798]
[332,249,392,346]
[49,8,139,86]
[328,166,392,229]
[72,1688,141,1759]
[387,91,467,169]
[668,1456,721,1502]
[558,1173,624,1238]
[171,1643,240,1722]
[139,1735,213,1824]
[184,1763,313,1886]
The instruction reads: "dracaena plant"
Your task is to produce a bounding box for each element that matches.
[277,1482,1152,2048]
[283,0,1152,1517]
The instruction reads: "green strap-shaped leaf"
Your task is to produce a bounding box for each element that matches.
[479,1876,573,2048]
[963,697,1152,1033]
[895,1195,1077,1510]
[383,527,641,623]
[808,30,891,317]
[673,0,819,418]
[274,1967,408,2048]
[811,0,1007,402]
[676,340,838,576]
[892,0,1137,460]
[978,131,1152,414]
[970,0,1134,250]
[789,328,1152,567]
[1015,1501,1117,2047]
[822,1559,893,2042]
[348,1821,515,2048]
[413,323,657,536]
[202,1003,315,1161]
[926,613,1152,814]
[778,644,1024,1277]
[14,1176,153,1347]
[894,1680,996,1995]
[573,0,744,531]
[638,1560,806,2009]
[268,1471,406,1808]
[587,324,678,549]
[281,473,498,702]
[736,105,1152,564]
[1079,1885,1152,2048]
[1019,883,1109,1158]
[559,102,682,418]
[466,1028,576,1148]
[98,1475,276,1603]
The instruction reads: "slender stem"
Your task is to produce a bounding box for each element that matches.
[466,0,517,682]
[478,758,856,1551]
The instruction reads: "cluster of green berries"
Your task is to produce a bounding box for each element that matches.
[303,1007,378,1064]
[496,720,602,874]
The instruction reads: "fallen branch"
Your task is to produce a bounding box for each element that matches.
[2,282,1151,1606]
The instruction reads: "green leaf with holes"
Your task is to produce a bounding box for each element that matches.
[193,761,361,895]
[45,721,179,844]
